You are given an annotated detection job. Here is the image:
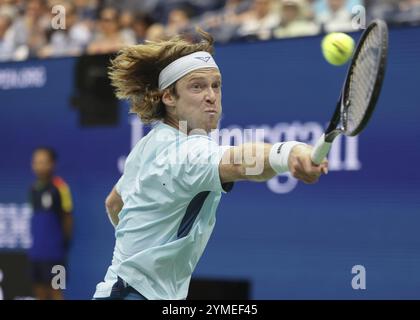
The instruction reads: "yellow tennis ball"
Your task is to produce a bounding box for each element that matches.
[322,32,355,66]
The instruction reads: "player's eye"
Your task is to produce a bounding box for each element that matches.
[212,82,221,90]
[191,83,202,90]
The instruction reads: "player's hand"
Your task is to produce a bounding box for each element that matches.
[288,144,328,184]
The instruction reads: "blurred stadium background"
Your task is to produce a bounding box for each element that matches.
[1,0,420,300]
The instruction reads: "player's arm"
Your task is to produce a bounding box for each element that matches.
[62,211,73,247]
[219,142,328,184]
[105,186,123,227]
[54,180,74,249]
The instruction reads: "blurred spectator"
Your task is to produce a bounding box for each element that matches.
[104,0,159,16]
[311,0,362,16]
[119,10,136,44]
[189,0,226,15]
[29,147,73,300]
[13,0,50,59]
[237,0,280,40]
[365,0,420,25]
[166,6,194,37]
[87,7,134,55]
[38,2,91,58]
[153,0,198,24]
[0,0,20,18]
[0,12,16,61]
[316,0,354,32]
[145,23,167,41]
[394,0,420,25]
[198,0,252,43]
[74,0,97,21]
[132,12,155,43]
[274,0,320,38]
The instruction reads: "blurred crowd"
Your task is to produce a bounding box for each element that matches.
[0,0,419,62]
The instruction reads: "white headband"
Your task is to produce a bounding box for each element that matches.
[158,51,219,90]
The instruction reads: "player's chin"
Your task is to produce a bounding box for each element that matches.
[203,116,219,130]
[209,118,220,131]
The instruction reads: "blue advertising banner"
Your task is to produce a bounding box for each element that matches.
[1,26,420,299]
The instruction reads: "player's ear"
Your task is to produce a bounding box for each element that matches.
[162,89,176,108]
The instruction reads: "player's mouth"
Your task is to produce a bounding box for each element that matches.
[204,109,218,115]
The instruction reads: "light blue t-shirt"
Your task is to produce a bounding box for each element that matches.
[93,122,232,300]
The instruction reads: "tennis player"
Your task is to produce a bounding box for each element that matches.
[93,30,328,300]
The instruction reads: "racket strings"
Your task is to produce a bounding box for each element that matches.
[346,26,382,133]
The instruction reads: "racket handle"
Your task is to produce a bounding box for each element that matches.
[311,134,332,165]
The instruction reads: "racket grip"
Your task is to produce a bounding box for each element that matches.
[311,134,332,165]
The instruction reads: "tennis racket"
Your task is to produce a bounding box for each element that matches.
[311,20,389,165]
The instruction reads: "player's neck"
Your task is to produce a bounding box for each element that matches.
[163,117,188,135]
[36,174,53,184]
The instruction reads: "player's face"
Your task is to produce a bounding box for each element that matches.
[32,150,54,180]
[172,68,222,133]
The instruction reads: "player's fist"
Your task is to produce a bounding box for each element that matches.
[288,144,328,184]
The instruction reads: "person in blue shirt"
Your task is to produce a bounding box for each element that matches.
[29,147,73,300]
[93,29,328,300]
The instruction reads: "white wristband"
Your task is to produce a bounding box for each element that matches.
[269,141,305,174]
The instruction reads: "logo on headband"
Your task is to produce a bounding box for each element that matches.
[195,56,211,63]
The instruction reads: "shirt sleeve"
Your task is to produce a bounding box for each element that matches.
[115,175,124,195]
[167,135,233,194]
[54,178,73,213]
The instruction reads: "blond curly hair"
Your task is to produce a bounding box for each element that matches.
[109,30,215,124]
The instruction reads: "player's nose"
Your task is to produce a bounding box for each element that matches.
[205,87,216,104]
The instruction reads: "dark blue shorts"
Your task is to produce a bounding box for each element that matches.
[30,260,65,285]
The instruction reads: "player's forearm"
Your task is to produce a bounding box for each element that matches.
[105,187,123,227]
[106,199,123,227]
[106,201,123,227]
[62,214,73,241]
[106,207,120,228]
[220,142,306,183]
[235,143,277,182]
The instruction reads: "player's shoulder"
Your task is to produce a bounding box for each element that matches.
[52,176,70,190]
